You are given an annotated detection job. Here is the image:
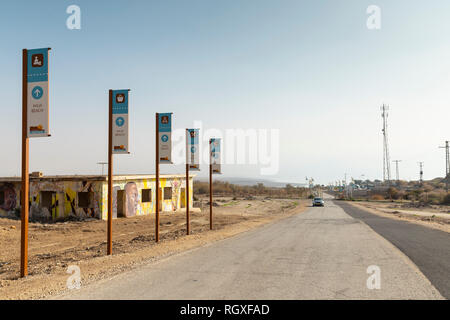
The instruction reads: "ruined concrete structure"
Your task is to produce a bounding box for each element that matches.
[0,174,194,221]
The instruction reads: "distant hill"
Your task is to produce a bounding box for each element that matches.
[196,176,307,188]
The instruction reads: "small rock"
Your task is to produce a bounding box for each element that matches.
[10,226,16,230]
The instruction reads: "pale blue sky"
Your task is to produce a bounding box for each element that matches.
[0,0,449,184]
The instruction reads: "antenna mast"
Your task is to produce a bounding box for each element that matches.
[392,160,402,183]
[381,104,391,184]
[418,162,424,185]
[439,141,449,192]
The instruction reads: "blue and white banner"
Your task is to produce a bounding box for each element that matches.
[158,113,172,164]
[186,129,200,171]
[210,138,221,174]
[27,48,50,138]
[112,90,129,154]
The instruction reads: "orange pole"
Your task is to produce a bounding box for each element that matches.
[209,164,213,230]
[155,113,160,242]
[107,90,113,255]
[20,49,29,277]
[186,163,190,235]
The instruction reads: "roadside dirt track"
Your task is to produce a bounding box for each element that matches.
[347,201,450,233]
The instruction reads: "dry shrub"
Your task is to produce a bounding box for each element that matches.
[441,193,450,205]
[370,194,384,201]
[419,190,446,205]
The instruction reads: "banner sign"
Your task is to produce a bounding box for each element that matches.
[186,129,200,171]
[158,113,172,163]
[27,48,50,138]
[112,90,129,154]
[210,138,221,174]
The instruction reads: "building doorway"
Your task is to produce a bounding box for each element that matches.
[116,190,125,217]
[180,188,186,209]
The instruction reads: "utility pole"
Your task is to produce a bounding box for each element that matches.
[392,160,402,184]
[418,162,424,185]
[381,104,391,185]
[97,162,107,175]
[439,141,449,192]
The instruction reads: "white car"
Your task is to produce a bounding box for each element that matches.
[312,197,325,207]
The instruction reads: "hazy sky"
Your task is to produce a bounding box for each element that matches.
[0,0,449,185]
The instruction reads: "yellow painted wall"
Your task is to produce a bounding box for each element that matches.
[100,177,194,220]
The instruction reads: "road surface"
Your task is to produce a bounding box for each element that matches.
[57,197,444,299]
[335,200,450,299]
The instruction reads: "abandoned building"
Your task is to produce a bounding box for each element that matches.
[0,173,194,221]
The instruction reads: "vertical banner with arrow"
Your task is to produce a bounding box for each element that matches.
[112,90,129,154]
[27,48,50,137]
[158,113,172,163]
[210,138,221,174]
[186,129,200,170]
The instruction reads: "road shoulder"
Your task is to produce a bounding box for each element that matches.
[335,200,449,299]
[346,201,450,234]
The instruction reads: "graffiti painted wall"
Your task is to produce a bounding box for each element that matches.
[0,182,20,217]
[101,176,194,220]
[28,180,103,220]
[0,175,194,221]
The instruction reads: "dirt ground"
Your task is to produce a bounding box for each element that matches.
[0,197,307,300]
[347,201,450,233]
[375,201,450,214]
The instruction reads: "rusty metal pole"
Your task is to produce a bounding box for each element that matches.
[20,49,29,278]
[155,113,160,242]
[107,90,113,255]
[186,163,190,235]
[209,163,213,230]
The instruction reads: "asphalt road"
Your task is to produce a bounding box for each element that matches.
[58,198,443,300]
[335,200,450,299]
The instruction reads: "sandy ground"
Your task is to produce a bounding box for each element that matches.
[347,201,450,233]
[0,197,306,300]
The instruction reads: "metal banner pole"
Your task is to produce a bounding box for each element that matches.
[20,49,29,278]
[186,163,190,235]
[209,163,213,230]
[156,113,160,242]
[107,90,113,255]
